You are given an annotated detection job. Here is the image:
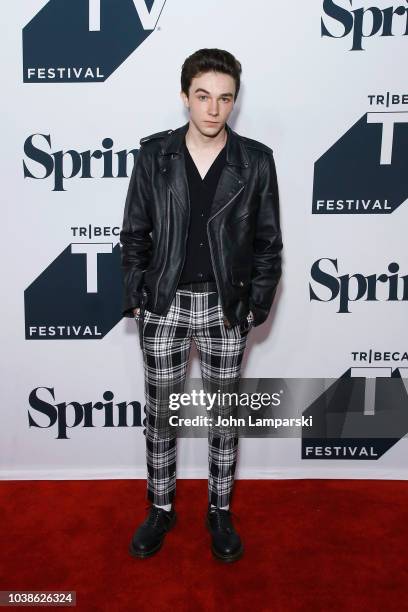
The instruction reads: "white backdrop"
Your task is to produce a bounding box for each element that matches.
[1,0,407,480]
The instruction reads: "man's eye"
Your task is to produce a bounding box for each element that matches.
[199,95,207,101]
[221,98,230,103]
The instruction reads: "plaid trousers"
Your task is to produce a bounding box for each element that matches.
[135,287,254,507]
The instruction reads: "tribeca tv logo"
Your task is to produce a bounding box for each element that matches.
[23,0,167,83]
[24,239,123,339]
[302,366,408,460]
[309,259,408,313]
[312,111,408,214]
[321,0,408,51]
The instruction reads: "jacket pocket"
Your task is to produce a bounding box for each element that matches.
[231,266,252,288]
[228,210,251,226]
[227,206,257,227]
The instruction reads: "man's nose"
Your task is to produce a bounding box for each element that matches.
[208,100,219,115]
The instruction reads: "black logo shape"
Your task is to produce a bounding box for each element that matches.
[25,243,123,339]
[23,0,166,83]
[313,113,408,214]
[302,369,408,459]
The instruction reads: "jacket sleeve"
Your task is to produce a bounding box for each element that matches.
[249,150,283,327]
[119,146,153,317]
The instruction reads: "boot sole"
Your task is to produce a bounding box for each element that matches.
[128,513,177,559]
[206,517,244,563]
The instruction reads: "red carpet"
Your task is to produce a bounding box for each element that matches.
[1,479,408,611]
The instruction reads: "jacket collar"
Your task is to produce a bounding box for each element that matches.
[160,121,250,168]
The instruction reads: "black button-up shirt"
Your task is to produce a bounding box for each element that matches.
[178,137,227,285]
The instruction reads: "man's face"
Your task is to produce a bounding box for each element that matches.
[181,71,236,138]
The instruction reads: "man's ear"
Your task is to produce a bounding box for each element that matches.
[180,90,189,109]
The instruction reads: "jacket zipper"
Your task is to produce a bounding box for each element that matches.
[154,188,170,310]
[155,186,190,313]
[207,185,245,313]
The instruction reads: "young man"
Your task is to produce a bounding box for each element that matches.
[120,48,282,562]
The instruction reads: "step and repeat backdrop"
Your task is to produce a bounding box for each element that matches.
[1,0,407,480]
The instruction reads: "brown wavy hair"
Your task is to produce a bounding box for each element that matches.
[181,48,242,101]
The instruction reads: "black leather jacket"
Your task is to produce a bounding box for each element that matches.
[120,121,282,331]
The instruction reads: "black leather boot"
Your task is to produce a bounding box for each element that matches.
[129,505,176,558]
[206,504,243,562]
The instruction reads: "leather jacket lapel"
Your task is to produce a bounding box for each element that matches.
[209,124,250,219]
[209,165,246,221]
[159,122,190,217]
